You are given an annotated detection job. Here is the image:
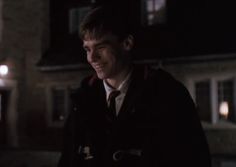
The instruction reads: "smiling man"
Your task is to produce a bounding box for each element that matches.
[83,33,133,88]
[58,4,211,167]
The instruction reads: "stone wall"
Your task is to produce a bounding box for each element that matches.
[0,0,92,149]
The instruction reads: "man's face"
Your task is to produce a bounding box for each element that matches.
[83,33,131,80]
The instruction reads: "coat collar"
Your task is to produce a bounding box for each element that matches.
[90,65,149,121]
[117,65,148,120]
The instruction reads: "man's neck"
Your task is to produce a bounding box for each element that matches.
[105,65,133,89]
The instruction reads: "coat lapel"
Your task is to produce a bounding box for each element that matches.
[117,66,147,120]
[93,66,148,122]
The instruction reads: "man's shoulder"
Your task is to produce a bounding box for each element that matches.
[149,68,174,80]
[138,65,188,93]
[71,74,101,99]
[139,66,178,84]
[80,73,101,88]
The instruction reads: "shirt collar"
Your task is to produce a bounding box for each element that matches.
[103,69,133,101]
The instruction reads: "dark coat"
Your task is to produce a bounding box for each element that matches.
[58,66,211,167]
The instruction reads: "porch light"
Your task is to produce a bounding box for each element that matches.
[219,101,229,119]
[0,65,8,76]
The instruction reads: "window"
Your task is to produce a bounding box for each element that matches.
[141,0,166,26]
[193,77,236,125]
[69,7,91,35]
[51,88,66,121]
[48,85,78,125]
[49,0,92,48]
[218,79,235,122]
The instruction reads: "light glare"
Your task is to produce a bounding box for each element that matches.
[219,101,229,119]
[0,65,8,76]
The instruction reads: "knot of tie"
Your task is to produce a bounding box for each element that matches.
[108,90,121,102]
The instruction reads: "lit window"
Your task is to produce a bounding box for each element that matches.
[218,80,234,122]
[193,78,236,124]
[142,0,166,26]
[219,101,229,120]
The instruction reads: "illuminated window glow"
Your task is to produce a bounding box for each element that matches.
[219,101,229,119]
[144,0,166,25]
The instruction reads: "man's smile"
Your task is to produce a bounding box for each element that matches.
[92,63,106,71]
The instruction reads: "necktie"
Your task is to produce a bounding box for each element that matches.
[108,91,120,119]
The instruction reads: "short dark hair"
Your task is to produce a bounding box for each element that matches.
[79,5,132,40]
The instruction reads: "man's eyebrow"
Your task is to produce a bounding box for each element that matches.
[83,39,112,49]
[95,39,111,46]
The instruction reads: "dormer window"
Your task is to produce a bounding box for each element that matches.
[69,6,91,35]
[142,0,166,26]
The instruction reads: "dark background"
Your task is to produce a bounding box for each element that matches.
[38,0,236,68]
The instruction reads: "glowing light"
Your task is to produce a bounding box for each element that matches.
[219,101,229,119]
[0,65,8,76]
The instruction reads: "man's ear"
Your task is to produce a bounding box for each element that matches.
[122,35,134,51]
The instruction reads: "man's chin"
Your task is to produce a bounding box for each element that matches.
[96,72,107,80]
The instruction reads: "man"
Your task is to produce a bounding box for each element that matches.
[58,5,211,167]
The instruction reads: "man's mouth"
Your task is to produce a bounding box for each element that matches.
[93,64,106,71]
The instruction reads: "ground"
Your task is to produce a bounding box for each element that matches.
[0,149,60,167]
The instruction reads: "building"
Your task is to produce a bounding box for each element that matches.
[160,53,236,166]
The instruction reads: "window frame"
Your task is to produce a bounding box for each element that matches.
[187,72,236,128]
[46,83,79,127]
[141,0,167,26]
[49,0,92,50]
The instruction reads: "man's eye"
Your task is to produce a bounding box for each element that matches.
[84,48,90,53]
[97,46,106,50]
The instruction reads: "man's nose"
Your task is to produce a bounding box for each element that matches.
[87,50,100,63]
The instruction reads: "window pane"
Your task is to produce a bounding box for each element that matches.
[69,8,79,34]
[68,7,91,35]
[52,88,66,122]
[154,0,165,11]
[68,86,79,111]
[218,79,235,122]
[147,0,154,12]
[148,13,155,25]
[195,81,211,122]
[143,0,166,25]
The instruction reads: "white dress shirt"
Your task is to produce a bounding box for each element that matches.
[103,71,132,116]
